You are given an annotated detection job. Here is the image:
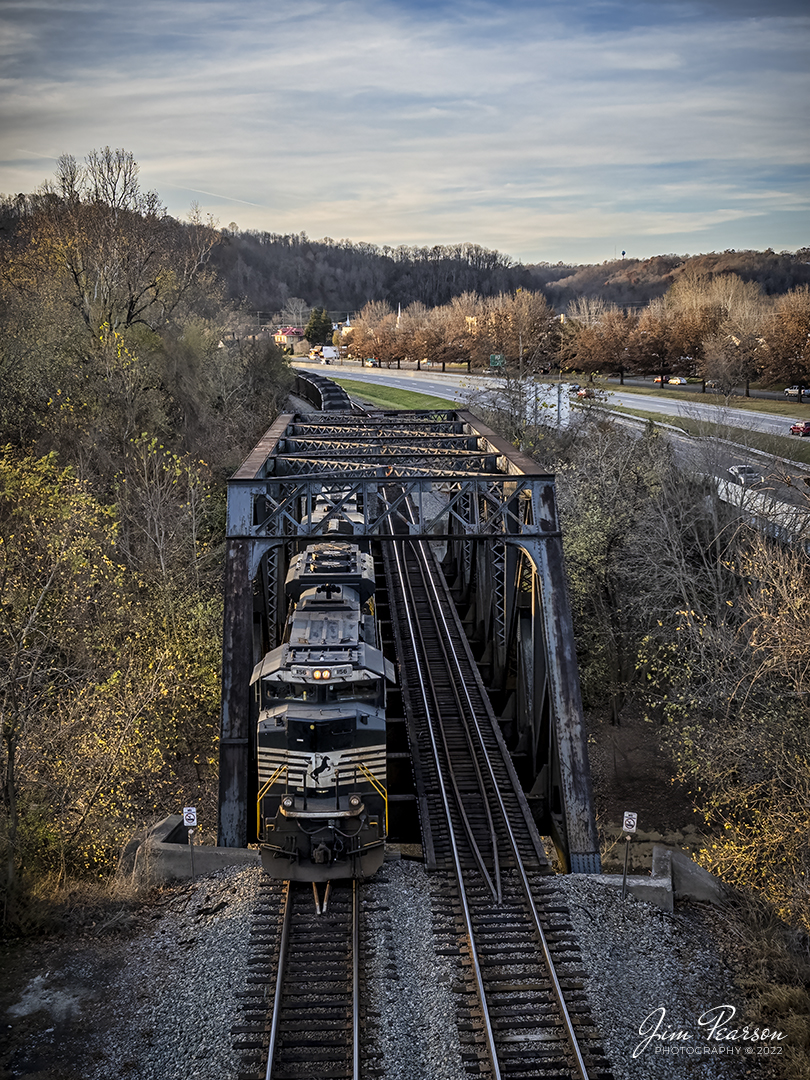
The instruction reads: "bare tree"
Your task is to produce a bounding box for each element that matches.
[34,148,219,334]
[280,297,309,327]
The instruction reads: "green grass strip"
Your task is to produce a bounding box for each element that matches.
[611,383,810,419]
[329,378,458,411]
[609,404,810,467]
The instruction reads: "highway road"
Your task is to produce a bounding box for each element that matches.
[295,361,804,441]
[606,387,801,440]
[295,360,810,524]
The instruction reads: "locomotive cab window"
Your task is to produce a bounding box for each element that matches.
[329,679,379,702]
[261,682,309,704]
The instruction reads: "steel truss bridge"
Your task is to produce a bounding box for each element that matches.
[219,408,601,873]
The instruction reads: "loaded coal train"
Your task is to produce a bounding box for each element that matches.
[252,529,395,882]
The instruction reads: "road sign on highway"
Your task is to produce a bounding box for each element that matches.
[489,353,505,368]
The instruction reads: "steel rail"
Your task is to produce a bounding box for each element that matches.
[414,535,591,1080]
[389,534,503,1080]
[352,880,360,1080]
[402,549,499,897]
[405,541,502,903]
[264,880,361,1080]
[264,880,293,1080]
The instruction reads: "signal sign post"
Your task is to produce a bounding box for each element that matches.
[489,353,505,368]
[621,811,637,900]
[183,807,198,879]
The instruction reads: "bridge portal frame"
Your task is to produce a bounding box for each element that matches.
[219,410,600,873]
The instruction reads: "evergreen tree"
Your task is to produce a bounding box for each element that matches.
[304,307,333,345]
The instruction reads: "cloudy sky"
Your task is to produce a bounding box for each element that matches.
[1,0,807,264]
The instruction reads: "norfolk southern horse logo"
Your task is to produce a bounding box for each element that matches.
[306,752,341,788]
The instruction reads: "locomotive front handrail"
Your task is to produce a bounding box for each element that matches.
[357,762,388,834]
[257,764,288,837]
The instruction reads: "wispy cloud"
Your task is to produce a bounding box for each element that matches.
[0,0,807,261]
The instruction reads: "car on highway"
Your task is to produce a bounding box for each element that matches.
[576,387,596,398]
[789,420,810,436]
[784,385,808,398]
[668,376,689,385]
[653,376,670,383]
[728,464,762,486]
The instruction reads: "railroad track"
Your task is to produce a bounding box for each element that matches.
[231,476,611,1078]
[381,492,548,875]
[386,514,612,1079]
[233,880,361,1080]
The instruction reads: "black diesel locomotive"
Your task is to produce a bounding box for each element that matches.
[252,540,395,881]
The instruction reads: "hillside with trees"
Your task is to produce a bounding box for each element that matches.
[0,149,291,927]
[527,249,810,310]
[2,149,809,971]
[208,228,810,319]
[208,230,809,391]
[211,230,537,315]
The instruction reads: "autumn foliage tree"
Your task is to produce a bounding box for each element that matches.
[760,285,810,392]
[0,442,225,921]
[554,418,810,932]
[465,380,810,935]
[0,451,126,902]
[0,149,291,474]
[569,307,638,381]
[0,151,293,924]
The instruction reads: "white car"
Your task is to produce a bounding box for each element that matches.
[728,464,762,487]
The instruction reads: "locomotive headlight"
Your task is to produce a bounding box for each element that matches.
[322,669,331,680]
[313,669,322,680]
[349,794,362,808]
[282,796,294,809]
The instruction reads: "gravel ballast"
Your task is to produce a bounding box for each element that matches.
[2,859,784,1080]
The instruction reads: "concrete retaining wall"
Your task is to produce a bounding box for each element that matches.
[583,844,729,912]
[122,816,260,887]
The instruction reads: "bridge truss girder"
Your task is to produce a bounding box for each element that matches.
[219,410,601,873]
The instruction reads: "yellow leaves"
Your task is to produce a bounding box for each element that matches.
[3,457,223,885]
